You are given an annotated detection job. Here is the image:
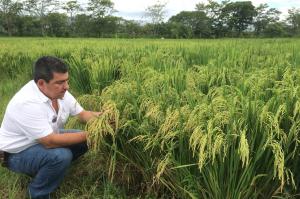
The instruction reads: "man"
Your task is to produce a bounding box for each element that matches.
[0,56,100,199]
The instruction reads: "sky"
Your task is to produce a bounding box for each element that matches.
[108,0,300,21]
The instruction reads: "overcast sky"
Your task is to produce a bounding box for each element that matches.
[77,0,300,21]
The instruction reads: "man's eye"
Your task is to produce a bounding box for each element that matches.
[56,80,68,85]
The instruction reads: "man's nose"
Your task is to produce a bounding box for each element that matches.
[64,82,69,90]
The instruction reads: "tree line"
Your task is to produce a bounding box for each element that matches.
[1,0,300,38]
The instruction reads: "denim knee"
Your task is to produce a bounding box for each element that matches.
[50,148,73,168]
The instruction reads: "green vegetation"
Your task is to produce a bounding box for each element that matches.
[1,0,300,38]
[1,38,300,198]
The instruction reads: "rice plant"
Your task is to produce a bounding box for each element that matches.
[1,38,300,198]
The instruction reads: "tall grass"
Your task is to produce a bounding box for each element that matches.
[1,38,300,198]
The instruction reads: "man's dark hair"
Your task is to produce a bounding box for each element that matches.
[33,56,68,83]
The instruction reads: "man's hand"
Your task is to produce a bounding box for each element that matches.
[92,112,102,117]
[78,110,102,123]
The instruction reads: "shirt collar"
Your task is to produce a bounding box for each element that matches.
[30,80,51,103]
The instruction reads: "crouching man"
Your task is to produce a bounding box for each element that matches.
[0,56,100,199]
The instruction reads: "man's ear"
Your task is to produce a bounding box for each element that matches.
[37,79,45,89]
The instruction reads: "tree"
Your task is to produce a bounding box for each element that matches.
[73,14,90,36]
[195,0,230,38]
[195,2,206,13]
[263,22,287,37]
[87,0,114,19]
[90,15,119,37]
[16,15,41,36]
[168,11,211,38]
[144,0,167,37]
[145,0,167,24]
[62,0,82,35]
[221,1,256,36]
[63,0,81,23]
[168,21,193,38]
[0,0,23,36]
[286,8,300,35]
[23,0,59,36]
[253,3,281,36]
[117,19,142,38]
[45,12,68,37]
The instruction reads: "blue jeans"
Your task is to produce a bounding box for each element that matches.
[7,129,88,199]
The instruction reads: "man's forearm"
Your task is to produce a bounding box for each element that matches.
[38,132,87,148]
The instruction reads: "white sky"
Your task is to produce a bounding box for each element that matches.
[77,0,300,21]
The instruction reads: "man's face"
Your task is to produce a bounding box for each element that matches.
[38,72,69,100]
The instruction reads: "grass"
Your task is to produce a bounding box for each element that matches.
[1,38,300,198]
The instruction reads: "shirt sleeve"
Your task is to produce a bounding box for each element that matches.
[11,101,53,140]
[64,91,84,116]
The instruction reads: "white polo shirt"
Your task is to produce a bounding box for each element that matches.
[0,80,83,153]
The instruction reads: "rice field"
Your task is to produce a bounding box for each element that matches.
[1,38,300,198]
